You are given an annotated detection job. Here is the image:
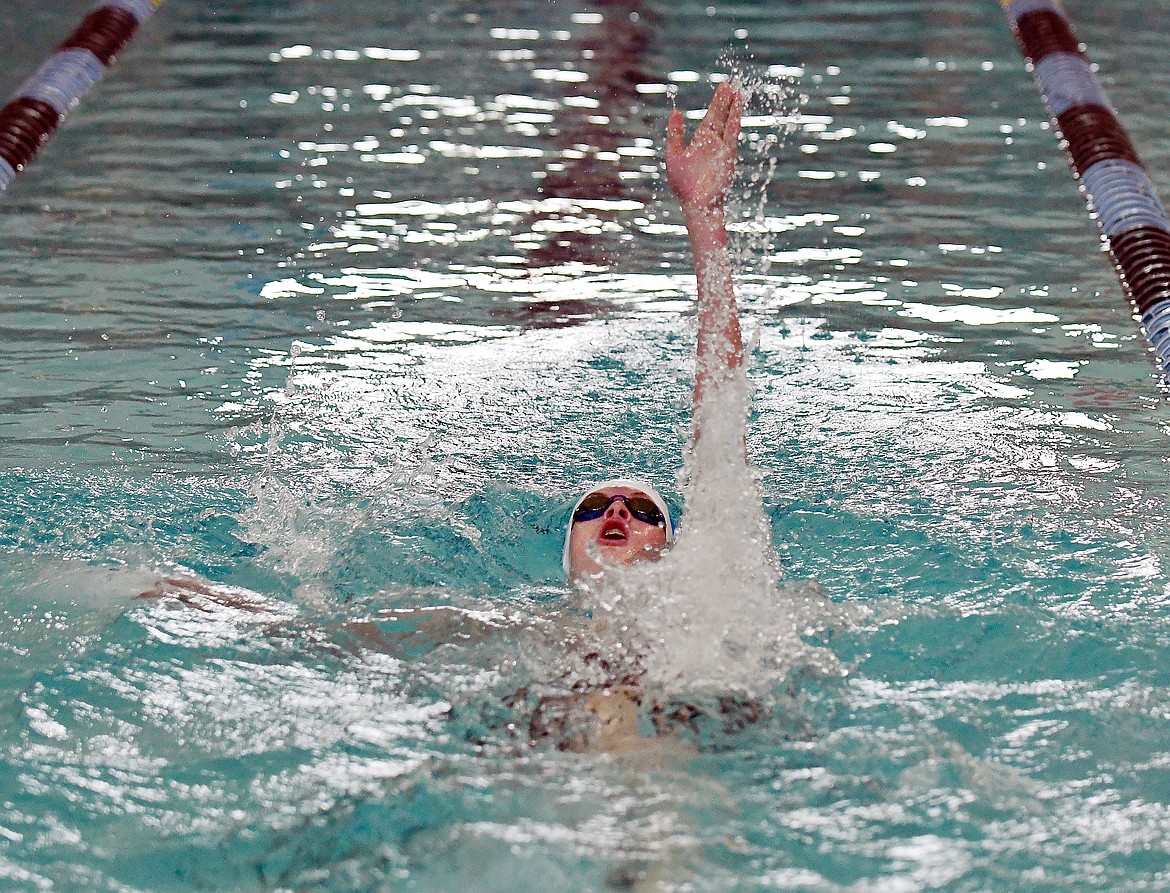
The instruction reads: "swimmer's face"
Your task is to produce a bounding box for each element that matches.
[567,486,669,579]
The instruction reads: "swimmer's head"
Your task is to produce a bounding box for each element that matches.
[563,479,675,579]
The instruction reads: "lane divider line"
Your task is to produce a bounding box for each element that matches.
[0,0,163,195]
[1004,0,1170,373]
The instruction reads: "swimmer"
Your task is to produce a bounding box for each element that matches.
[563,81,744,582]
[534,83,755,756]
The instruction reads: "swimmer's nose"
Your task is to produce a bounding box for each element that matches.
[605,500,631,520]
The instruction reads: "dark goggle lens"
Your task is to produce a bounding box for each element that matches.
[625,497,665,525]
[573,493,612,519]
[572,493,665,526]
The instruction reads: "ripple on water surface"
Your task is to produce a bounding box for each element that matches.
[1,0,1169,889]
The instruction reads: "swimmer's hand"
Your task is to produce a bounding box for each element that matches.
[665,81,743,213]
[665,81,745,406]
[137,576,274,614]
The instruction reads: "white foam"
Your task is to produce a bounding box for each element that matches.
[582,365,848,697]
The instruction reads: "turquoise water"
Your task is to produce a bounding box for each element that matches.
[3,0,1170,888]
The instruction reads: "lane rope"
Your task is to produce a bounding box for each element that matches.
[0,0,164,195]
[1003,0,1170,374]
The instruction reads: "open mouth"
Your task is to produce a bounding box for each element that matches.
[598,519,629,545]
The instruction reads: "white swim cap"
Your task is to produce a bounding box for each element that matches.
[562,478,675,575]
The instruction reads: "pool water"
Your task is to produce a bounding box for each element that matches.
[3,0,1170,888]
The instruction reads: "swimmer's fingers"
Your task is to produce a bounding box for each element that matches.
[692,83,730,141]
[697,82,735,142]
[666,83,741,207]
[724,90,743,149]
[710,85,743,144]
[665,108,685,161]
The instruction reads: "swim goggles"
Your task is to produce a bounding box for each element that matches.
[571,492,666,527]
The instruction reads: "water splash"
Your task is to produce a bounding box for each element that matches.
[230,428,447,607]
[227,344,447,606]
[718,52,804,283]
[583,364,848,697]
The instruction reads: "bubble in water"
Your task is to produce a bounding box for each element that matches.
[284,342,303,397]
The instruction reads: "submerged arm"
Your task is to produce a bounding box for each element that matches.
[665,82,744,417]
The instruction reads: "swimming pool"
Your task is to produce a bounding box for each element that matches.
[3,0,1170,888]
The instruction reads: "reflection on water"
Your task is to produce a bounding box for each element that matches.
[0,0,1169,889]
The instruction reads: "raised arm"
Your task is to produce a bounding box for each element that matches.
[665,82,744,418]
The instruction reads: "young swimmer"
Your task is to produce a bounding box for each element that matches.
[527,82,755,754]
[563,81,744,583]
